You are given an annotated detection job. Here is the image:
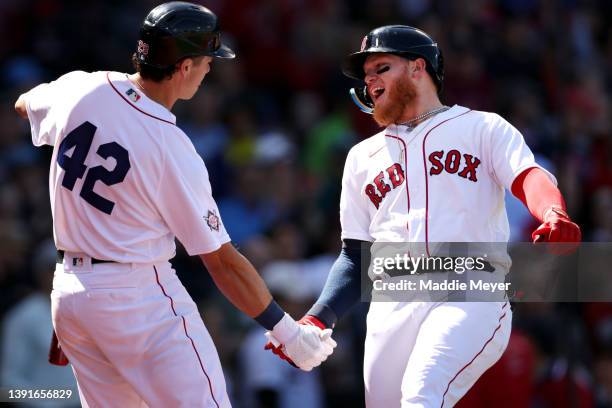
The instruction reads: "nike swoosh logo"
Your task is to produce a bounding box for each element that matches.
[369,145,386,157]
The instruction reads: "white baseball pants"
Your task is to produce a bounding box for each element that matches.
[51,255,231,407]
[364,301,511,408]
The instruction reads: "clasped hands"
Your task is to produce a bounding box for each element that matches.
[264,314,336,371]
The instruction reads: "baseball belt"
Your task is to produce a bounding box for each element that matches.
[56,250,114,265]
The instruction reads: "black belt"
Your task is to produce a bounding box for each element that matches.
[56,250,114,265]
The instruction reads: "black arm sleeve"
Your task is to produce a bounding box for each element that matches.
[306,239,372,328]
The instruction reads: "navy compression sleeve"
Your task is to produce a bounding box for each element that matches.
[306,239,371,328]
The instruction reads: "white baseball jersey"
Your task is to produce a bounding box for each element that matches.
[32,71,233,407]
[340,104,554,247]
[342,105,547,407]
[25,70,230,263]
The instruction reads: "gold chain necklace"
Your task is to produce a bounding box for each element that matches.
[134,77,146,92]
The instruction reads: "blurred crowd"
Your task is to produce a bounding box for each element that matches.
[0,0,611,407]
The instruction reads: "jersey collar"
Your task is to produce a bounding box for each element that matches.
[386,105,466,135]
[106,71,176,125]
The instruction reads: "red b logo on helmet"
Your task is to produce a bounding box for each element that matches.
[137,40,149,56]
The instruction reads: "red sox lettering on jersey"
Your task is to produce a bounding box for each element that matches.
[365,163,405,209]
[365,151,482,209]
[340,105,556,245]
[428,150,481,182]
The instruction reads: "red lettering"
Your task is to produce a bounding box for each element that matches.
[429,150,444,175]
[373,171,391,198]
[445,149,461,174]
[365,184,382,209]
[458,154,481,182]
[366,163,407,209]
[386,163,405,188]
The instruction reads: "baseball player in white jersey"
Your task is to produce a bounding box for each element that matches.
[14,2,336,407]
[267,25,581,407]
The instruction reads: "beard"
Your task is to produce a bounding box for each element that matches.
[372,74,417,127]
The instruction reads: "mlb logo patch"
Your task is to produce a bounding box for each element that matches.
[126,88,141,102]
[73,257,84,267]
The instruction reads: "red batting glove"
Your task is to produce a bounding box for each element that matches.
[264,315,327,368]
[264,341,298,368]
[48,330,69,366]
[532,207,581,254]
[298,315,327,330]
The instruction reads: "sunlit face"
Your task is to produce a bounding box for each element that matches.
[363,54,418,127]
[181,56,213,99]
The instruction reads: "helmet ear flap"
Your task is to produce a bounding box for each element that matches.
[349,86,374,114]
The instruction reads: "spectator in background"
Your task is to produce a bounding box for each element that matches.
[239,265,324,408]
[590,187,612,242]
[218,163,280,245]
[1,239,79,407]
[457,329,536,408]
[594,349,612,408]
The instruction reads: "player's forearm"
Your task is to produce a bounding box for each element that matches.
[200,242,272,318]
[511,167,566,222]
[307,239,371,328]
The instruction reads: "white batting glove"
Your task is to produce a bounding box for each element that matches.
[265,313,337,371]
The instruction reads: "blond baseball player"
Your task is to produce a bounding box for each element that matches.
[267,25,581,407]
[14,2,335,407]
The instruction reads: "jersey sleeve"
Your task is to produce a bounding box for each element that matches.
[24,71,87,147]
[339,147,373,242]
[487,114,557,190]
[156,131,231,255]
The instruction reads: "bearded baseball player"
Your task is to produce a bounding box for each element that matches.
[13,2,335,407]
[267,25,581,407]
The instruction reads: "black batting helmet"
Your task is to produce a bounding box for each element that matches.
[343,25,444,113]
[136,1,235,69]
[343,25,443,89]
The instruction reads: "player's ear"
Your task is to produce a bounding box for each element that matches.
[177,58,193,77]
[412,58,426,74]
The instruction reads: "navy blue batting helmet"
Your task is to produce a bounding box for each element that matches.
[136,1,235,69]
[343,25,444,113]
